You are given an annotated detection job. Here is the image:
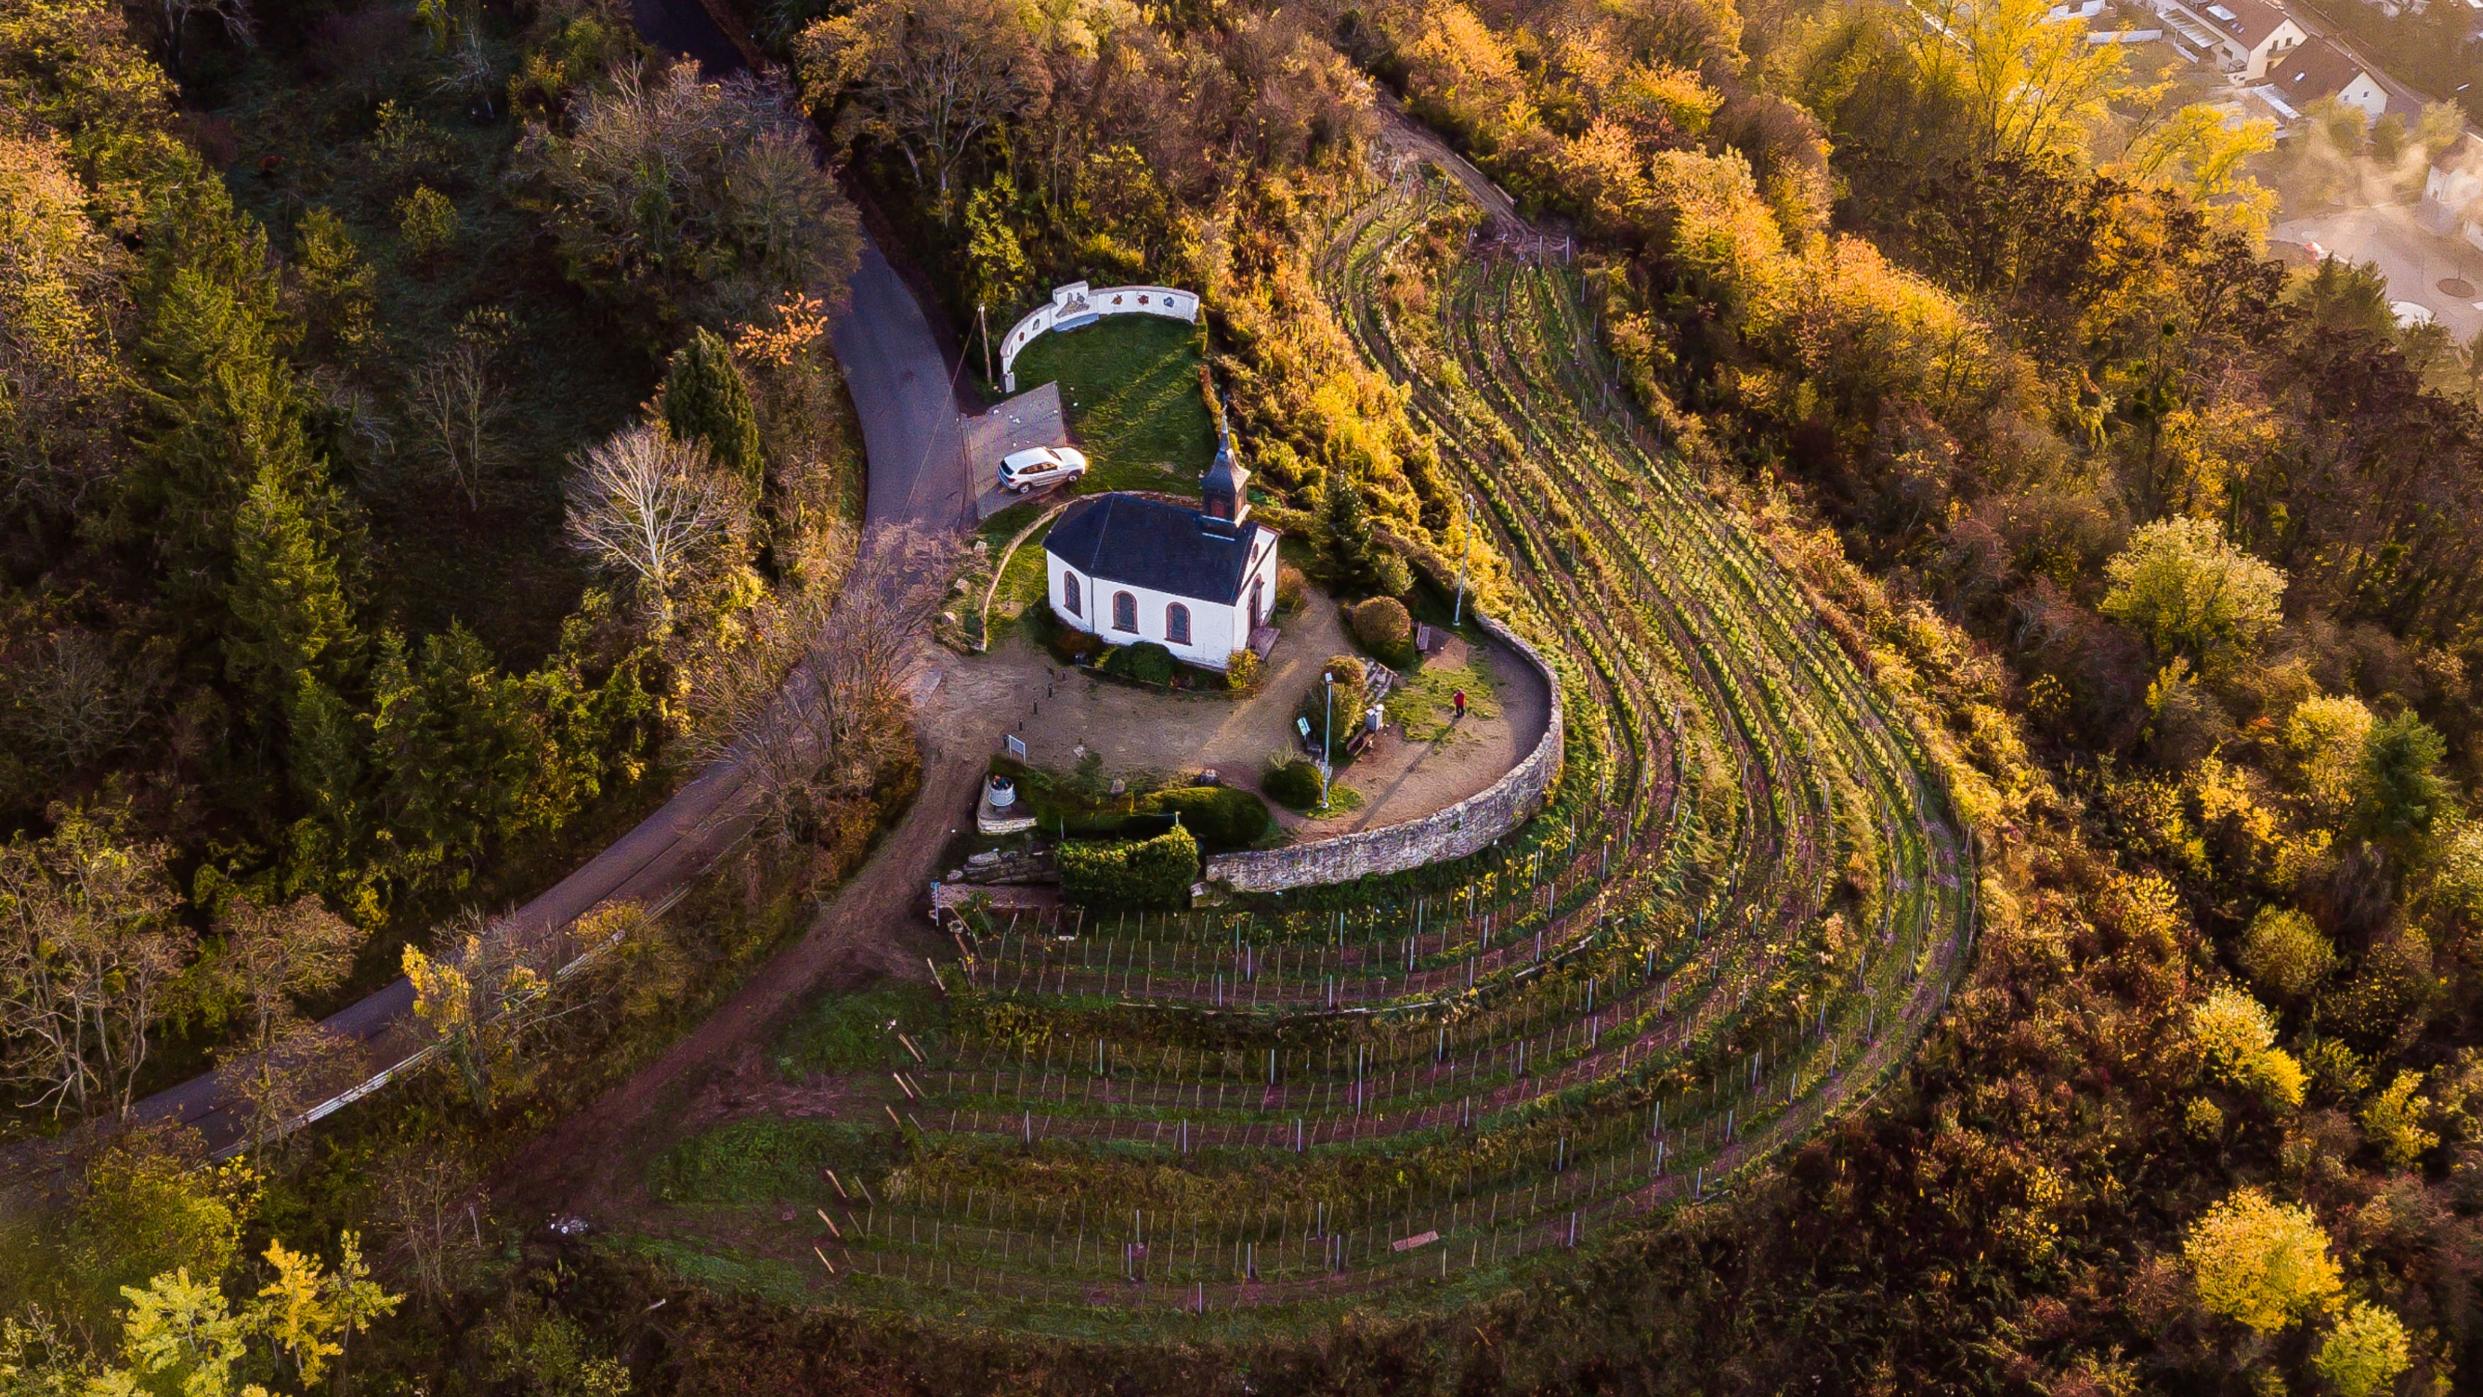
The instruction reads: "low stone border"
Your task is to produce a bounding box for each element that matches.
[1202,609,1564,893]
[975,500,1072,651]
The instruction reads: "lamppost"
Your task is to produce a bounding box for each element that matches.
[1320,670,1335,809]
[1453,490,1474,628]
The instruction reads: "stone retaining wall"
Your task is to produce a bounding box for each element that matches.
[1203,612,1564,893]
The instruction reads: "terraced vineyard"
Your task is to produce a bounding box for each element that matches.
[629,176,1976,1335]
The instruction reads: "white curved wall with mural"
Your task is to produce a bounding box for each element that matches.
[999,281,1199,391]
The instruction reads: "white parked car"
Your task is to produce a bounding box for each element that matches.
[999,446,1089,493]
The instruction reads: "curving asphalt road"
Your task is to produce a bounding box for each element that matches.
[113,1,971,1156]
[840,243,976,534]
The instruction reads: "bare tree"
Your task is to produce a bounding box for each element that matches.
[404,335,507,510]
[223,1020,356,1160]
[157,0,254,75]
[0,628,155,772]
[210,893,367,1151]
[217,894,364,1050]
[684,525,950,846]
[374,1141,485,1310]
[0,811,192,1117]
[562,423,743,634]
[428,24,497,115]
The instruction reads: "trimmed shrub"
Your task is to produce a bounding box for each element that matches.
[1263,757,1323,810]
[1146,785,1273,851]
[1225,647,1261,693]
[1043,618,1104,665]
[1372,551,1414,599]
[1058,827,1198,907]
[1103,640,1177,686]
[1347,596,1415,666]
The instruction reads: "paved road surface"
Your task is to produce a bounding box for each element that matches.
[110,0,972,1157]
[840,244,975,534]
[2276,205,2483,340]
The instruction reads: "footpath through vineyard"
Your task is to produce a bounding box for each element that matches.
[617,162,1977,1335]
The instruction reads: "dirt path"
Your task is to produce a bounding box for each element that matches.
[1373,92,1528,236]
[509,647,1035,1216]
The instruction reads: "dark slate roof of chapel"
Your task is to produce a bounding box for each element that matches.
[1044,493,1273,604]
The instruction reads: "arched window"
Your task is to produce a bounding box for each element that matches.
[1062,571,1082,618]
[1165,602,1191,645]
[1112,591,1137,632]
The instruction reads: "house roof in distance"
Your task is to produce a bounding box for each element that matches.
[1045,493,1272,604]
[2266,38,2367,102]
[2200,0,2293,47]
[2434,131,2483,174]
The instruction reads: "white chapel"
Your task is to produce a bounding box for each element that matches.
[1044,442,1279,671]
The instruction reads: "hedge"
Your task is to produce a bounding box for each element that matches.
[1144,785,1272,851]
[1057,827,1199,907]
[1102,640,1178,685]
[1262,757,1324,810]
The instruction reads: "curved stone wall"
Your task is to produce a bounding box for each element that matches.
[999,282,1199,391]
[1203,611,1565,893]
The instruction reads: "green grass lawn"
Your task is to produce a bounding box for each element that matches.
[1388,654,1501,746]
[648,1118,894,1205]
[989,519,1054,639]
[773,986,946,1080]
[1301,782,1366,819]
[1008,317,1216,495]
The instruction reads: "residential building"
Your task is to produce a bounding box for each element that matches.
[2262,38,2391,121]
[2423,132,2483,252]
[2152,0,2309,77]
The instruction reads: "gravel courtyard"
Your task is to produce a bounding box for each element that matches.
[974,597,1552,837]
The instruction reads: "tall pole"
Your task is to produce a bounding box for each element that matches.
[1320,672,1335,810]
[1453,491,1473,628]
[978,302,994,385]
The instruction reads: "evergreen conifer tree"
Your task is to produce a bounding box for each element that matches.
[660,328,764,493]
[225,464,355,705]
